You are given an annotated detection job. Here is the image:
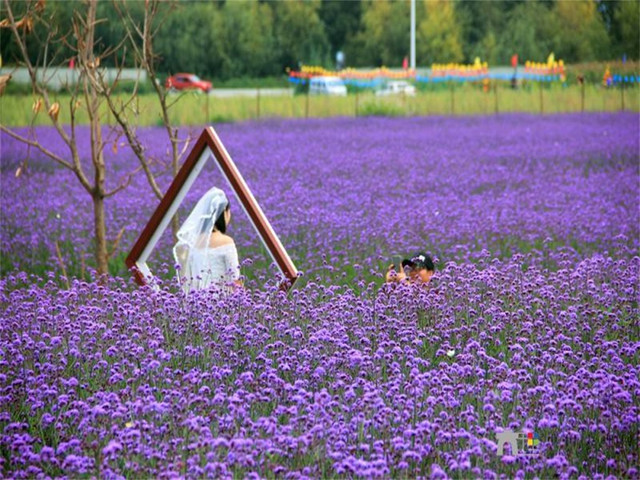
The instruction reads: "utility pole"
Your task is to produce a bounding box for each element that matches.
[410,0,416,70]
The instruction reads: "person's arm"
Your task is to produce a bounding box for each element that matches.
[385,264,396,282]
[225,243,243,288]
[385,263,407,283]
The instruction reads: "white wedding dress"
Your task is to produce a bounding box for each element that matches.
[181,243,240,294]
[174,187,242,295]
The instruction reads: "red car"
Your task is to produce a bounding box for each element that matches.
[165,73,212,93]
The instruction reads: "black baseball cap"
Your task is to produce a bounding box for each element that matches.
[402,252,434,271]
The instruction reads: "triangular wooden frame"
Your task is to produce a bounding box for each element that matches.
[125,126,298,290]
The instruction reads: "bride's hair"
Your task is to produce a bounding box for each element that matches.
[200,202,230,235]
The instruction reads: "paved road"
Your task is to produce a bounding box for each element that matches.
[0,67,294,97]
[3,66,525,97]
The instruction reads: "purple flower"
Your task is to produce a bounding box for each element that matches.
[0,113,637,478]
[102,440,123,457]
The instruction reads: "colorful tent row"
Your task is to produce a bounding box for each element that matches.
[524,62,565,75]
[289,61,638,86]
[291,65,415,80]
[289,73,639,88]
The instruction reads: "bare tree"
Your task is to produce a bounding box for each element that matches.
[101,0,193,237]
[0,0,134,277]
[1,0,192,278]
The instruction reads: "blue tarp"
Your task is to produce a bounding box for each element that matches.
[415,73,561,83]
[289,72,639,86]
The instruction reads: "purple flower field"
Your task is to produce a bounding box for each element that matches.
[1,113,638,280]
[1,113,639,478]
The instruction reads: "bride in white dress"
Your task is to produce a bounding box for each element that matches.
[173,187,242,294]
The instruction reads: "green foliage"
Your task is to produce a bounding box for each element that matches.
[456,1,508,64]
[3,81,35,96]
[358,100,405,117]
[1,1,76,68]
[294,82,309,95]
[0,0,637,81]
[319,0,362,60]
[237,2,279,77]
[553,0,611,61]
[347,0,410,68]
[273,1,330,70]
[615,1,640,60]
[153,3,226,79]
[209,113,235,124]
[496,2,554,63]
[417,0,464,65]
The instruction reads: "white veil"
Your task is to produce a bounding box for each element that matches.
[173,187,229,288]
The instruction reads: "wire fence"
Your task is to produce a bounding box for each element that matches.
[1,82,637,127]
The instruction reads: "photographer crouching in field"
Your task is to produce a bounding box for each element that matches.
[385,252,435,285]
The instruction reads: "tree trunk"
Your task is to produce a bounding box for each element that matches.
[87,91,108,276]
[85,0,107,277]
[93,193,109,277]
[90,130,108,277]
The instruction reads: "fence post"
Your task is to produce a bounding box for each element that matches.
[483,82,488,115]
[620,82,625,111]
[450,82,455,115]
[256,87,260,119]
[539,81,544,114]
[425,89,429,116]
[494,81,499,114]
[355,91,359,117]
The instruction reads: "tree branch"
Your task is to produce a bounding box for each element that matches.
[0,124,74,170]
[107,226,126,259]
[104,165,144,198]
[102,92,164,199]
[2,0,74,149]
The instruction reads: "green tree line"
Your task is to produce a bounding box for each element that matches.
[1,0,638,81]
